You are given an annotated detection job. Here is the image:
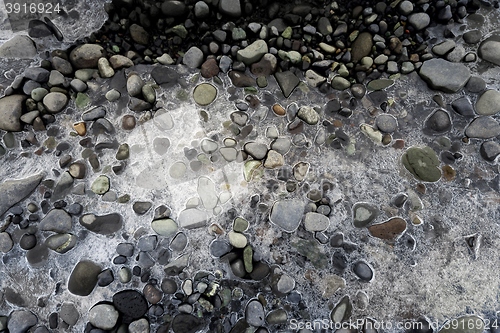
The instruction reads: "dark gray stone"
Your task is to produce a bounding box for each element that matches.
[0,173,43,217]
[7,310,38,333]
[451,96,475,117]
[275,71,300,98]
[419,58,470,93]
[465,117,500,139]
[68,260,102,296]
[270,199,304,232]
[480,141,500,162]
[79,213,123,235]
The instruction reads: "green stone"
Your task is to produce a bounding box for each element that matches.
[367,79,394,91]
[256,76,268,88]
[151,218,178,237]
[117,194,130,203]
[193,83,217,106]
[243,245,253,273]
[91,175,110,195]
[244,87,258,94]
[233,217,249,232]
[142,84,156,104]
[291,239,328,269]
[282,26,293,39]
[43,136,57,149]
[112,45,120,53]
[172,24,188,38]
[402,146,441,182]
[75,92,90,109]
[116,143,130,160]
[3,132,16,148]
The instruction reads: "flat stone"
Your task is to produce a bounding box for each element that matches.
[88,304,119,330]
[465,117,500,139]
[228,231,247,248]
[69,44,106,69]
[82,106,106,121]
[151,66,179,85]
[43,92,68,114]
[331,76,351,90]
[67,260,102,296]
[133,201,152,215]
[109,55,134,69]
[451,96,475,117]
[178,208,207,229]
[0,35,36,59]
[39,209,72,233]
[270,137,291,155]
[304,212,330,231]
[245,300,265,327]
[0,173,43,217]
[368,217,407,242]
[330,296,352,323]
[266,309,288,325]
[476,90,500,115]
[193,83,217,106]
[375,114,397,133]
[129,318,150,333]
[402,146,441,182]
[463,30,482,44]
[201,58,219,78]
[0,95,27,131]
[478,35,500,66]
[79,213,123,235]
[244,142,268,160]
[270,199,304,232]
[237,40,268,65]
[305,69,326,88]
[7,310,38,333]
[352,203,378,228]
[275,71,300,98]
[367,79,394,91]
[419,58,470,93]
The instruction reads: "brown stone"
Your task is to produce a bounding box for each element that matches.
[368,217,407,243]
[143,284,163,304]
[73,122,86,136]
[272,103,286,116]
[122,115,136,130]
[200,58,219,78]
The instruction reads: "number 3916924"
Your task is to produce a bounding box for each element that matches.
[5,2,61,14]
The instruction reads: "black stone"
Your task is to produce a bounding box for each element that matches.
[151,66,179,86]
[352,260,374,281]
[112,290,148,323]
[451,96,475,117]
[423,109,452,134]
[171,314,205,333]
[97,268,114,287]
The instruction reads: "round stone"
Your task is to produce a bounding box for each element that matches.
[402,146,441,182]
[43,92,68,114]
[193,83,217,106]
[152,218,178,237]
[91,175,110,195]
[88,304,119,330]
[352,261,374,281]
[375,114,398,133]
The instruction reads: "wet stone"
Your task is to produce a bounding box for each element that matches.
[451,96,475,117]
[0,232,13,253]
[88,304,119,330]
[19,234,36,250]
[270,199,304,232]
[476,90,500,116]
[161,278,177,294]
[171,314,205,333]
[480,141,500,162]
[402,146,441,182]
[266,309,288,325]
[79,213,123,235]
[178,208,207,229]
[352,203,378,228]
[304,212,330,232]
[352,261,374,281]
[478,35,500,66]
[193,83,217,106]
[375,114,398,133]
[170,232,188,251]
[113,290,148,322]
[419,58,470,93]
[39,209,72,233]
[368,217,407,243]
[60,302,79,326]
[138,235,157,252]
[45,233,77,253]
[331,296,352,323]
[246,300,265,327]
[116,242,134,257]
[297,106,320,125]
[465,117,500,139]
[244,142,268,160]
[97,269,114,287]
[151,66,179,86]
[91,175,110,195]
[67,260,101,296]
[228,231,247,248]
[424,109,452,134]
[210,240,232,257]
[7,310,38,333]
[133,201,152,215]
[275,71,300,98]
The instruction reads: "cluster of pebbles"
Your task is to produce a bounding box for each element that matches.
[1,0,500,332]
